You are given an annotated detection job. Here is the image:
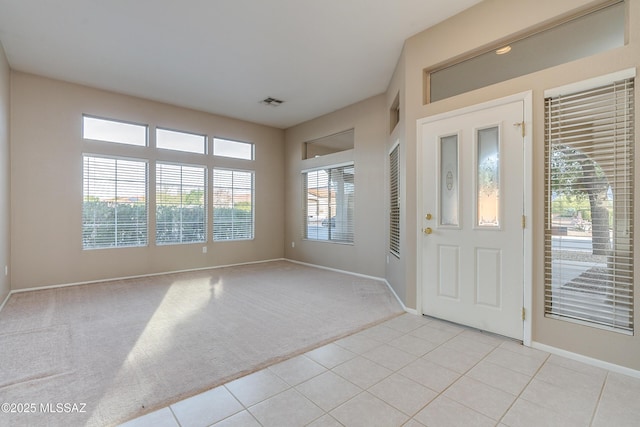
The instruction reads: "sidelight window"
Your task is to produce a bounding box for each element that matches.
[544,71,634,333]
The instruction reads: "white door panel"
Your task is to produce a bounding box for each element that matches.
[421,100,524,340]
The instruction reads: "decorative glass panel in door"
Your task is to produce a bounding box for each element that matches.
[477,126,500,227]
[439,134,459,226]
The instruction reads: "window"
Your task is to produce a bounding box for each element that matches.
[213,169,254,240]
[83,155,148,249]
[439,134,459,227]
[389,144,400,257]
[304,164,354,243]
[82,114,262,246]
[476,126,500,227]
[213,138,254,160]
[304,130,354,159]
[83,115,147,146]
[390,93,400,133]
[156,128,206,154]
[544,71,634,333]
[156,163,207,245]
[428,1,625,103]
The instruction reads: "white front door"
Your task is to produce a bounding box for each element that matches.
[420,100,525,340]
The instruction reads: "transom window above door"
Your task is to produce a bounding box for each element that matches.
[427,1,625,103]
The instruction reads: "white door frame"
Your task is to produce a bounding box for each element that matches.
[416,91,533,346]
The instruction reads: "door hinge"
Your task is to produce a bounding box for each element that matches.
[522,307,526,321]
[513,121,525,137]
[522,215,526,229]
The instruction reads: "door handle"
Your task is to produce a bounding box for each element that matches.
[422,227,433,235]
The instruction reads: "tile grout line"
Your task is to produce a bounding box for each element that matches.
[168,405,181,427]
[395,329,467,420]
[327,320,437,422]
[495,351,551,426]
[395,320,521,422]
[588,371,609,427]
[231,319,541,426]
[279,336,377,424]
[129,314,636,427]
[209,318,506,426]
[176,317,510,426]
[284,359,350,427]
[405,327,551,424]
[386,324,499,422]
[239,355,350,426]
[220,382,271,427]
[416,331,512,423]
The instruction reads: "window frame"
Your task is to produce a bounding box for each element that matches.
[426,1,625,104]
[213,137,255,160]
[303,129,354,160]
[82,114,148,147]
[82,114,262,248]
[156,127,207,154]
[543,69,635,334]
[389,143,400,257]
[303,162,355,244]
[155,161,208,246]
[82,154,149,250]
[212,167,255,242]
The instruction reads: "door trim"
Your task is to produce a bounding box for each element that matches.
[416,91,533,346]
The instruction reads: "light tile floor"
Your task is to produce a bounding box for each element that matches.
[119,314,640,427]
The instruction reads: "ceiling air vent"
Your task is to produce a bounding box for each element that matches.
[260,97,285,107]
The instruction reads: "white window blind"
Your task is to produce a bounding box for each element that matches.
[389,144,400,257]
[304,164,355,243]
[156,163,207,245]
[544,76,634,333]
[212,169,254,241]
[83,155,148,249]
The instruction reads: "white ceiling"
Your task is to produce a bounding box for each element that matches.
[0,0,481,129]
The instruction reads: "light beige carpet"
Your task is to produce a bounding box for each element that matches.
[0,260,403,426]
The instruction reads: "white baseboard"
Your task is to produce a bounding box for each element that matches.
[402,307,418,315]
[284,258,414,314]
[5,258,287,295]
[383,278,416,315]
[531,341,640,379]
[0,291,9,313]
[2,258,403,315]
[9,258,638,379]
[285,258,384,281]
[1,258,418,319]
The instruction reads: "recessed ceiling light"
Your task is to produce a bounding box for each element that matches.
[495,46,512,55]
[260,97,285,107]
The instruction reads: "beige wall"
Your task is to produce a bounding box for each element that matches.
[10,72,285,289]
[399,0,640,369]
[0,43,9,303]
[284,95,388,279]
[385,48,408,305]
[3,0,639,371]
